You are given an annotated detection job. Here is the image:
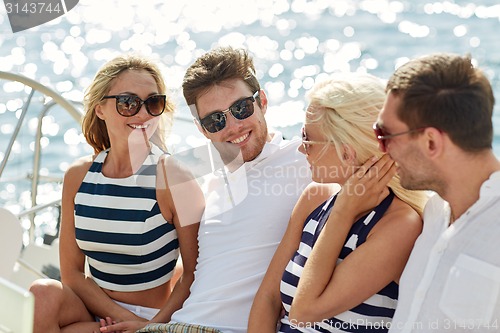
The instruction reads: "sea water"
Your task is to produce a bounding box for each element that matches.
[1,0,499,218]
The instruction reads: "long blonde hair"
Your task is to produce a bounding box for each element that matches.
[307,72,427,215]
[82,54,174,153]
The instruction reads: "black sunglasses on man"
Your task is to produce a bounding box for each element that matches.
[199,91,259,133]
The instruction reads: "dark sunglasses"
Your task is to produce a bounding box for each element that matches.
[101,94,166,117]
[199,91,259,133]
[373,122,425,152]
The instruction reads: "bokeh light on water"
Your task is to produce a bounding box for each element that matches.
[1,0,500,213]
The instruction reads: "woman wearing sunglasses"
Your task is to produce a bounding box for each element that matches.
[29,54,201,333]
[249,73,428,333]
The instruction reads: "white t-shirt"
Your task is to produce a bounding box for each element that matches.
[171,133,311,333]
[389,171,500,333]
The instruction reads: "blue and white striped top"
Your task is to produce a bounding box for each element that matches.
[74,144,179,292]
[280,190,397,333]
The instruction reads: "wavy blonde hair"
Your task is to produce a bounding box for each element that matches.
[82,54,174,153]
[306,72,427,215]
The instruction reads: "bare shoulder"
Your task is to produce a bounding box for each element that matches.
[157,154,197,185]
[303,182,341,203]
[65,154,94,177]
[62,154,95,194]
[293,182,342,223]
[157,154,204,225]
[375,196,423,236]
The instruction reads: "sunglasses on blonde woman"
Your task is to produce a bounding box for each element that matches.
[101,94,166,117]
[301,126,329,154]
[373,122,425,152]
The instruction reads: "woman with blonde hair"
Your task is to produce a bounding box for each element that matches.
[29,54,201,333]
[249,73,427,332]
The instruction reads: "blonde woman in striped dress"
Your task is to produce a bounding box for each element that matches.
[249,73,427,333]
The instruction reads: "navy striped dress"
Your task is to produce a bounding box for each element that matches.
[74,144,179,292]
[280,190,397,332]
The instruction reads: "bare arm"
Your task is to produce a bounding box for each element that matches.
[248,183,339,333]
[289,155,423,323]
[59,157,142,322]
[151,155,201,322]
[100,155,202,333]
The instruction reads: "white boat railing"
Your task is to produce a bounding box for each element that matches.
[0,71,83,243]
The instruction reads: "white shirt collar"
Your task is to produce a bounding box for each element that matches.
[479,170,500,198]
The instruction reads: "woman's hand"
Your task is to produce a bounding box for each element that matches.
[99,318,148,333]
[334,154,396,220]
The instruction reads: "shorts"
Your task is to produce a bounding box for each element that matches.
[95,300,159,321]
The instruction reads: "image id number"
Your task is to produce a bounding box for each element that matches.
[443,318,499,330]
[5,2,62,14]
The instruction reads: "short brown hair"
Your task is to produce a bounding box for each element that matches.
[386,53,495,152]
[182,47,261,118]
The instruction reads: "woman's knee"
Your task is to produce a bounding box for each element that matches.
[30,278,64,305]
